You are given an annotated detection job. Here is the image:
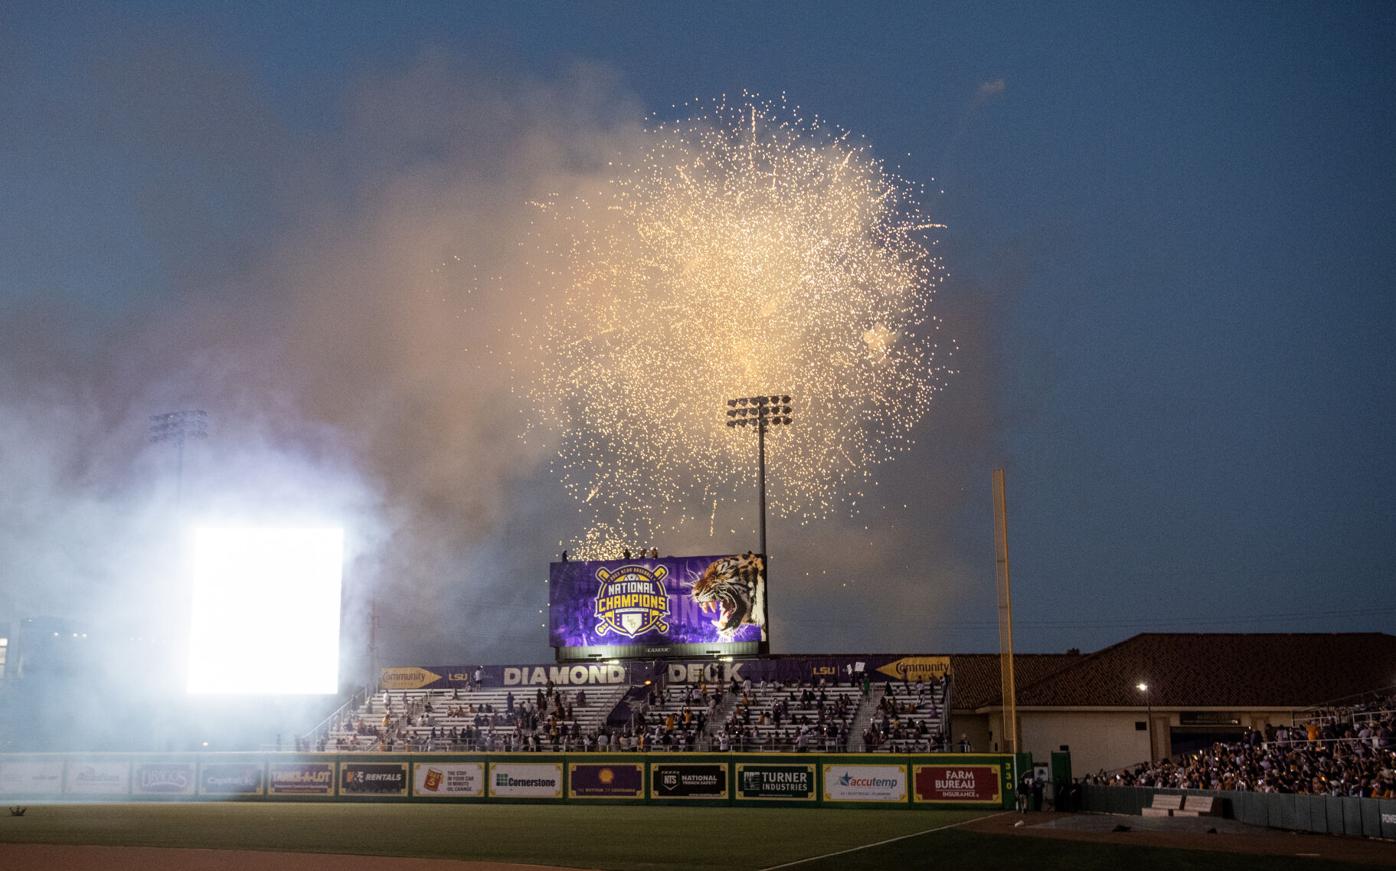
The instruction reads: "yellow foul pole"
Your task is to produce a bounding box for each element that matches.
[992,468,1018,754]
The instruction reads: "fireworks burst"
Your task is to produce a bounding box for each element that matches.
[526,94,955,555]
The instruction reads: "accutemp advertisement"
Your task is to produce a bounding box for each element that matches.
[822,764,907,802]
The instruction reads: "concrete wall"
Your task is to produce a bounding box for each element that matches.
[1019,711,1150,775]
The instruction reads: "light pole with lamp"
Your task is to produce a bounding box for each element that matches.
[1137,681,1153,763]
[724,394,793,560]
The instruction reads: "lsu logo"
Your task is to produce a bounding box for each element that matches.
[594,564,670,638]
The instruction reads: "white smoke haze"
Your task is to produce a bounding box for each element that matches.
[0,25,1010,751]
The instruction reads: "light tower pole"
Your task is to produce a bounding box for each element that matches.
[724,394,793,560]
[149,410,208,507]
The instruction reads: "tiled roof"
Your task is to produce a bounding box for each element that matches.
[948,652,1084,710]
[987,633,1396,709]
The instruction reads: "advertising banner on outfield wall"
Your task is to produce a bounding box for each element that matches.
[651,763,728,800]
[549,555,767,656]
[489,762,563,798]
[340,762,408,796]
[413,762,485,798]
[199,762,265,796]
[0,760,64,795]
[568,762,644,799]
[734,763,817,801]
[912,764,1003,804]
[268,762,334,796]
[822,764,908,803]
[133,762,196,796]
[65,760,131,796]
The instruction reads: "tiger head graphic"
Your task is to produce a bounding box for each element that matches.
[690,553,766,641]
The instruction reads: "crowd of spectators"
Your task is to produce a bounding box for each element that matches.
[1086,693,1396,797]
[861,677,948,752]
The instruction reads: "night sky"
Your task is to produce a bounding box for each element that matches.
[2,2,1393,667]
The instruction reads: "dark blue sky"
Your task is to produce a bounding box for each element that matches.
[2,2,1393,660]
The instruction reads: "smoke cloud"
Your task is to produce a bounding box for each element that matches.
[0,23,1008,735]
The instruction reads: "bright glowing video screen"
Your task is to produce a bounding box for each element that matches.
[549,553,767,660]
[187,526,343,694]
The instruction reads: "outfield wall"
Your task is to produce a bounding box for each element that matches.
[0,752,1014,810]
[1078,785,1396,840]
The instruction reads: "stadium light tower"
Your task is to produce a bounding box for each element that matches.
[724,394,793,560]
[1136,681,1153,762]
[149,409,208,506]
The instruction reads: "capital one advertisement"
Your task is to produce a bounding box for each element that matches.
[550,554,767,657]
[0,760,64,796]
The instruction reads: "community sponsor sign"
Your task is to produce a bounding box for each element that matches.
[0,760,64,795]
[912,764,1003,804]
[64,760,130,796]
[822,764,907,803]
[734,763,817,801]
[873,656,952,682]
[133,762,196,796]
[199,762,265,796]
[489,762,563,798]
[339,762,408,796]
[268,762,335,796]
[412,762,484,798]
[549,555,767,654]
[568,762,644,799]
[651,763,728,800]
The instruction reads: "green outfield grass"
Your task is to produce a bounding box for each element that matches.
[0,804,1375,871]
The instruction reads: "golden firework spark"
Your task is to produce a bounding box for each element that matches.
[527,94,955,553]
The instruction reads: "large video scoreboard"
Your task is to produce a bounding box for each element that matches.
[549,554,767,661]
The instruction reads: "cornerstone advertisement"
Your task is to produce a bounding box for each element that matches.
[412,762,485,798]
[568,762,644,799]
[650,763,728,800]
[549,555,767,652]
[912,764,1003,804]
[734,763,817,801]
[489,762,563,798]
[199,762,265,796]
[339,762,408,796]
[132,762,196,796]
[822,764,908,803]
[0,760,64,795]
[268,762,335,796]
[64,760,131,796]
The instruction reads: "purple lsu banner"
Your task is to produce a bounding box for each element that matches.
[549,554,767,654]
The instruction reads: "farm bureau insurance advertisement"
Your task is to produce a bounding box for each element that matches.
[734,763,816,800]
[413,762,484,797]
[490,762,563,798]
[0,760,64,795]
[913,764,1003,803]
[822,764,907,802]
[268,762,334,796]
[549,555,766,649]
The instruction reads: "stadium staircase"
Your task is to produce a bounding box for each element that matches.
[846,684,885,750]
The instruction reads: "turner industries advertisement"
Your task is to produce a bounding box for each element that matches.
[549,554,767,658]
[734,763,817,801]
[913,764,1004,804]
